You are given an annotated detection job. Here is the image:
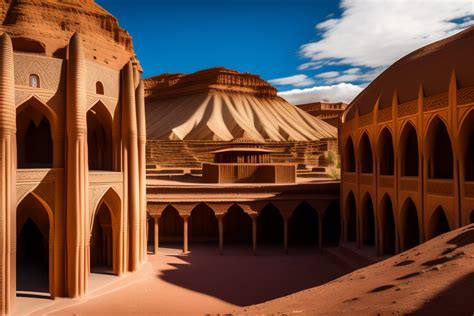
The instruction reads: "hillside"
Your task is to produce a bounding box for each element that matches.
[238,224,474,315]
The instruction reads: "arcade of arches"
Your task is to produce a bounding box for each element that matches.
[340,80,474,255]
[147,200,341,254]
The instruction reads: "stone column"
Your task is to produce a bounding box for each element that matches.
[136,75,147,263]
[182,215,189,253]
[250,214,258,255]
[217,214,224,254]
[154,215,159,254]
[0,33,16,314]
[283,217,288,254]
[122,61,140,272]
[66,33,89,298]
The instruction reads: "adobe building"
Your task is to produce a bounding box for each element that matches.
[339,26,474,257]
[144,67,342,256]
[297,102,348,127]
[0,0,146,313]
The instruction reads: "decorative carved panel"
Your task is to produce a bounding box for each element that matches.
[344,172,356,183]
[360,174,373,186]
[423,93,448,112]
[398,100,418,117]
[14,54,65,91]
[377,107,392,123]
[457,86,474,106]
[359,113,373,127]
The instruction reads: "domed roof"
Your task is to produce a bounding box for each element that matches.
[0,0,136,70]
[345,26,474,121]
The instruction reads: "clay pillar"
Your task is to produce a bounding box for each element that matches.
[66,33,89,298]
[217,214,224,254]
[154,216,159,254]
[122,61,140,271]
[182,215,189,253]
[136,76,147,263]
[0,33,16,314]
[283,217,288,254]
[250,214,257,255]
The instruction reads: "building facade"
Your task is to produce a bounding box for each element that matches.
[339,27,474,256]
[0,30,146,316]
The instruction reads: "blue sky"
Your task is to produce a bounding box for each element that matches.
[97,0,472,104]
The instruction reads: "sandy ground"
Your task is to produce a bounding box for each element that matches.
[238,224,474,315]
[19,245,353,315]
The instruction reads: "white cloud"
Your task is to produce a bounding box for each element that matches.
[315,71,340,78]
[278,83,363,104]
[301,0,473,69]
[344,68,360,74]
[297,61,324,70]
[269,74,315,87]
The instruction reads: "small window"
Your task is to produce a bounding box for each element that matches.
[96,81,104,95]
[29,74,40,88]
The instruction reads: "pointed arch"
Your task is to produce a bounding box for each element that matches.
[400,198,420,251]
[257,203,283,245]
[16,96,58,168]
[344,191,357,242]
[87,101,113,171]
[458,109,474,181]
[289,201,319,246]
[429,206,450,239]
[425,116,453,179]
[399,121,419,177]
[224,204,252,244]
[16,193,53,296]
[90,187,122,275]
[361,192,375,246]
[359,132,373,174]
[159,205,183,245]
[379,194,395,255]
[189,203,218,243]
[377,127,394,175]
[343,136,356,172]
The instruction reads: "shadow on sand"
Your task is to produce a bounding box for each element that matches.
[156,245,352,306]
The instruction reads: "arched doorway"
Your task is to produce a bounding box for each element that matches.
[17,194,50,295]
[345,192,357,242]
[361,193,375,247]
[189,203,218,244]
[380,195,395,255]
[344,137,356,172]
[459,110,474,181]
[257,203,283,245]
[378,128,394,175]
[426,117,453,179]
[359,132,373,173]
[470,211,474,224]
[159,206,183,246]
[323,201,341,246]
[224,205,252,245]
[17,103,53,169]
[429,206,450,239]
[401,198,420,251]
[87,102,113,171]
[288,202,319,246]
[90,203,113,273]
[400,122,419,176]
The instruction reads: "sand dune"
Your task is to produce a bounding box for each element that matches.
[238,224,474,315]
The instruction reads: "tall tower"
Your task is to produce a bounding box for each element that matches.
[0,32,16,314]
[66,32,89,297]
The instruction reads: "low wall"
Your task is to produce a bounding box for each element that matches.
[202,163,296,183]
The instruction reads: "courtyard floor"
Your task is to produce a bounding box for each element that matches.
[16,245,355,315]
